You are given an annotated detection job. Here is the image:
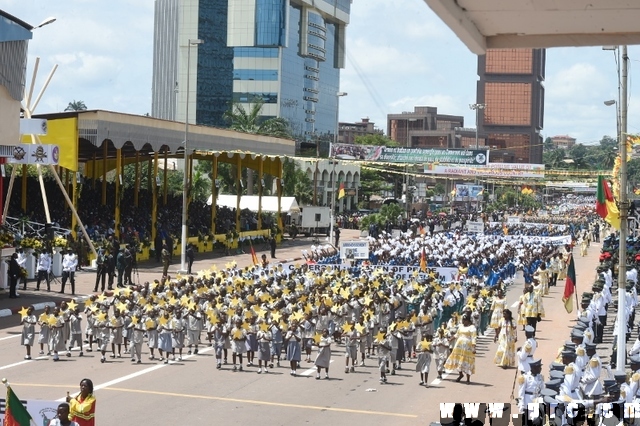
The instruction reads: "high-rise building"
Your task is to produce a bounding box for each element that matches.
[387,106,464,149]
[476,48,545,164]
[151,0,351,147]
[338,118,383,144]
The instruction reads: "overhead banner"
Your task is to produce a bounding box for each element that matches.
[424,162,545,178]
[279,262,460,282]
[330,143,488,165]
[339,240,369,260]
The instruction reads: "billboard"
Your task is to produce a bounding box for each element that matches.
[339,241,369,260]
[454,184,484,198]
[424,162,545,178]
[330,143,488,165]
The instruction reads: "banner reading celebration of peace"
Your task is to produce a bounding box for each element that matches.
[424,162,545,178]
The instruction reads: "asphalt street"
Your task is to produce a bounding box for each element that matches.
[0,230,604,424]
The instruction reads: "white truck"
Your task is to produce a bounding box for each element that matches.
[290,206,331,237]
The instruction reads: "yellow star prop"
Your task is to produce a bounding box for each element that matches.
[158,316,169,326]
[131,316,139,325]
[145,319,155,329]
[38,313,48,323]
[47,315,58,327]
[341,323,352,333]
[232,328,244,340]
[374,330,386,343]
[96,312,107,322]
[271,311,282,322]
[96,294,107,303]
[259,322,269,332]
[355,323,365,334]
[67,300,78,312]
[313,332,322,345]
[18,306,29,319]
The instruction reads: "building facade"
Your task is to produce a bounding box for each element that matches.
[476,48,546,164]
[551,135,576,150]
[297,159,360,211]
[387,106,464,148]
[152,0,350,145]
[338,118,383,144]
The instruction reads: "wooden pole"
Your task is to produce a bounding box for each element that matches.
[258,157,263,230]
[102,142,107,205]
[115,148,121,239]
[151,152,159,243]
[163,151,168,206]
[211,156,218,235]
[134,151,140,207]
[236,155,241,233]
[21,165,26,212]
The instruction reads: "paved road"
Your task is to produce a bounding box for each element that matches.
[0,232,608,424]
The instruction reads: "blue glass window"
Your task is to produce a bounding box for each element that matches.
[233,92,278,103]
[233,69,278,81]
[255,0,286,47]
[234,47,279,58]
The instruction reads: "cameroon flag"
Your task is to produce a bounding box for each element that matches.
[5,386,32,426]
[596,175,620,229]
[338,180,345,199]
[562,255,576,314]
[420,247,427,272]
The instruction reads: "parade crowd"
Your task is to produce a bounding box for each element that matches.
[15,200,640,423]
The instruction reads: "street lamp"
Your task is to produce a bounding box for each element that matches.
[329,92,348,247]
[33,17,57,30]
[604,45,629,370]
[469,103,485,149]
[180,38,203,274]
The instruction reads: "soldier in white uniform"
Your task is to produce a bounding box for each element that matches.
[61,249,78,295]
[580,343,603,398]
[35,251,51,291]
[517,358,543,414]
[517,325,537,373]
[559,350,583,401]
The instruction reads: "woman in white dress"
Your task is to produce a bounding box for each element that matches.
[493,309,517,368]
[315,328,332,380]
[21,306,36,360]
[489,290,506,330]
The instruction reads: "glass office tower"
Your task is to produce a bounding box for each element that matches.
[152,0,351,144]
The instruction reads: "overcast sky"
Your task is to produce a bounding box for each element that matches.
[5,0,639,145]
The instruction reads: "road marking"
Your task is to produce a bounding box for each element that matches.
[300,360,333,376]
[101,386,419,418]
[0,335,20,342]
[54,347,213,401]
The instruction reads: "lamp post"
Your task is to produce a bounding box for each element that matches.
[329,92,347,247]
[33,17,57,30]
[469,103,485,149]
[180,38,203,274]
[605,45,629,370]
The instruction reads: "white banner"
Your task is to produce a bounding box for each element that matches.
[19,118,48,135]
[466,221,484,233]
[424,162,545,178]
[0,397,60,425]
[7,144,59,165]
[279,262,460,282]
[506,216,521,224]
[339,240,369,260]
[488,222,567,232]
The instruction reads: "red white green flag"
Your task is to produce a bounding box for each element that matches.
[5,386,32,426]
[562,255,576,314]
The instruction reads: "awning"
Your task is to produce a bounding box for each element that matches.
[206,194,300,213]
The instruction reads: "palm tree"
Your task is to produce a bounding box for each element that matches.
[223,101,290,138]
[64,100,87,111]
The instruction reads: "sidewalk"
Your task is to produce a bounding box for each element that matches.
[0,231,353,317]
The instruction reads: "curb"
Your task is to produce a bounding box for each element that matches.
[1,295,91,318]
[0,257,308,318]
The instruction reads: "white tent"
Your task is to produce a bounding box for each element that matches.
[206,194,300,213]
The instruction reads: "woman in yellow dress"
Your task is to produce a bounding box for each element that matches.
[534,262,550,295]
[493,309,517,368]
[489,290,506,329]
[444,313,477,384]
[517,288,528,329]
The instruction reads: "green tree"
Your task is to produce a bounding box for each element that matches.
[543,137,555,151]
[282,158,312,205]
[64,100,87,111]
[223,101,291,138]
[353,134,398,147]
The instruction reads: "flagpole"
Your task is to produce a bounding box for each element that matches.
[572,255,579,312]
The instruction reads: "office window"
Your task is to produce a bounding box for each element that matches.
[233,69,278,81]
[234,47,279,58]
[484,82,532,126]
[255,0,286,46]
[232,92,278,103]
[485,49,533,75]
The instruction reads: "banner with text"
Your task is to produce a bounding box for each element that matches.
[0,397,60,425]
[424,162,545,178]
[279,262,459,283]
[330,143,488,165]
[339,241,369,260]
